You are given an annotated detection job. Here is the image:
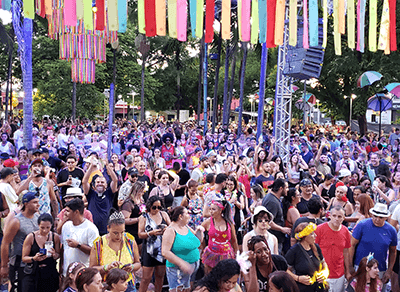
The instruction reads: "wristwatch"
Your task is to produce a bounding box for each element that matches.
[77,243,81,249]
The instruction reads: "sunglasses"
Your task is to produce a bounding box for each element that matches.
[151,206,163,210]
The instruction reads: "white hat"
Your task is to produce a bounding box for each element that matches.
[369,203,390,218]
[65,187,84,198]
[251,206,274,224]
[339,169,351,178]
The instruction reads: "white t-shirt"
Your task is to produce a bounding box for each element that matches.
[391,204,400,251]
[0,183,18,212]
[13,129,23,151]
[57,133,69,149]
[61,219,99,275]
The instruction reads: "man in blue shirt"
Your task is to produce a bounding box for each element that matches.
[349,203,397,291]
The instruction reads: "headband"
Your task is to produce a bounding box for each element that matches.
[211,200,224,210]
[295,222,317,240]
[367,252,374,263]
[68,262,81,275]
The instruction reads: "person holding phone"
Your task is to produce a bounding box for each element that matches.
[21,213,61,292]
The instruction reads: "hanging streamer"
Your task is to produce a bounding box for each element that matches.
[389,0,396,51]
[322,0,327,47]
[76,0,84,20]
[155,0,166,36]
[44,0,51,15]
[347,0,355,49]
[83,0,93,30]
[378,0,390,52]
[95,0,105,30]
[333,0,341,54]
[168,0,177,38]
[177,0,187,41]
[205,0,214,43]
[309,0,318,46]
[107,0,118,31]
[138,0,145,34]
[238,0,242,41]
[145,0,156,36]
[2,0,11,11]
[242,0,251,42]
[289,0,297,46]
[36,0,45,18]
[360,0,366,52]
[303,0,309,49]
[267,0,276,47]
[369,0,377,52]
[338,0,345,34]
[259,0,267,43]
[221,0,231,40]
[275,0,285,45]
[64,0,77,26]
[251,0,259,44]
[118,0,128,33]
[195,0,204,38]
[23,0,35,19]
[189,0,197,38]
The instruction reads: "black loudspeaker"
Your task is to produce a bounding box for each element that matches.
[283,19,325,80]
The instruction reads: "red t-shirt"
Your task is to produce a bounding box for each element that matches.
[161,144,175,168]
[314,222,351,279]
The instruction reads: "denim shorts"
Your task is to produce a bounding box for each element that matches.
[166,260,200,290]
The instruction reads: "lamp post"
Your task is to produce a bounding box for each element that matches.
[249,94,255,123]
[344,94,357,129]
[128,90,135,121]
[207,97,212,121]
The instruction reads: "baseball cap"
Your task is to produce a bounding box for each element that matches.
[299,178,312,187]
[0,167,17,179]
[128,167,139,176]
[31,158,44,167]
[22,192,38,204]
[338,169,351,178]
[0,153,10,160]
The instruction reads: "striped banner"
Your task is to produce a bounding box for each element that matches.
[259,0,267,43]
[145,0,156,36]
[168,0,177,38]
[156,0,166,36]
[242,0,251,42]
[177,0,187,41]
[275,0,285,45]
[267,0,276,47]
[118,0,128,33]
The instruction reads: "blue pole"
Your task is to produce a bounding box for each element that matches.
[257,43,268,141]
[203,43,208,135]
[108,83,115,161]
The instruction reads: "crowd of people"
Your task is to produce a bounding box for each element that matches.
[0,117,399,292]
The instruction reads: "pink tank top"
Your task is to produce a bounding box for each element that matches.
[207,218,233,254]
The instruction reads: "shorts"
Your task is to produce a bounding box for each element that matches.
[166,260,200,290]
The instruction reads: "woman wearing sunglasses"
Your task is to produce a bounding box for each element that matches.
[138,196,171,292]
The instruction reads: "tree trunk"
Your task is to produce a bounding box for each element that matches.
[140,52,146,122]
[176,43,181,120]
[197,37,204,124]
[212,32,222,132]
[358,115,367,136]
[4,49,13,122]
[222,44,231,126]
[237,42,248,135]
[72,81,77,121]
[225,45,238,127]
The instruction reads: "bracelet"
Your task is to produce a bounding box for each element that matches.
[77,243,82,249]
[297,275,300,282]
[31,257,35,263]
[103,264,108,272]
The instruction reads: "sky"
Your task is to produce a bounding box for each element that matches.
[0,10,12,25]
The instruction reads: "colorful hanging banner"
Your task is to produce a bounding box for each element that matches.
[275,0,285,45]
[347,0,355,49]
[289,0,297,46]
[303,0,309,49]
[251,0,259,44]
[118,0,128,33]
[44,0,52,15]
[360,0,366,52]
[338,0,345,34]
[309,0,318,46]
[378,0,389,52]
[2,0,11,11]
[23,0,35,19]
[168,0,177,38]
[107,0,118,31]
[195,0,204,38]
[138,0,145,34]
[83,0,93,30]
[259,0,267,43]
[221,0,231,40]
[333,0,341,54]
[145,0,156,36]
[177,0,187,41]
[389,0,396,51]
[95,0,105,30]
[267,0,276,47]
[155,0,166,36]
[64,0,77,26]
[76,0,84,20]
[36,0,45,18]
[242,0,251,42]
[238,0,242,41]
[322,0,327,47]
[205,0,214,43]
[189,0,197,38]
[369,0,377,52]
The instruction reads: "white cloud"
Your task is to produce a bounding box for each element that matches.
[0,10,12,25]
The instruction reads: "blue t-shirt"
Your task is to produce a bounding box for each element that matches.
[352,218,397,271]
[87,188,115,235]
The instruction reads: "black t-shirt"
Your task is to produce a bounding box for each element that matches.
[256,255,288,292]
[262,193,285,243]
[255,174,274,190]
[175,169,190,197]
[57,167,85,197]
[291,217,324,239]
[86,188,115,235]
[296,194,320,215]
[285,243,324,292]
[47,156,63,171]
[138,174,151,202]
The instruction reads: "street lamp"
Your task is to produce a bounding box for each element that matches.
[344,94,357,129]
[207,97,213,120]
[249,94,255,123]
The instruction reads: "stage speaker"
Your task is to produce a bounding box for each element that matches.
[283,19,325,80]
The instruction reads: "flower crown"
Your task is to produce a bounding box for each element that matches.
[295,222,317,240]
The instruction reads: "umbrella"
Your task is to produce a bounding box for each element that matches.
[304,93,316,105]
[367,93,392,135]
[292,85,299,93]
[357,71,383,88]
[385,83,400,98]
[295,99,311,111]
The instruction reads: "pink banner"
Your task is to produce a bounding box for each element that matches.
[64,0,77,26]
[177,0,187,41]
[241,0,251,41]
